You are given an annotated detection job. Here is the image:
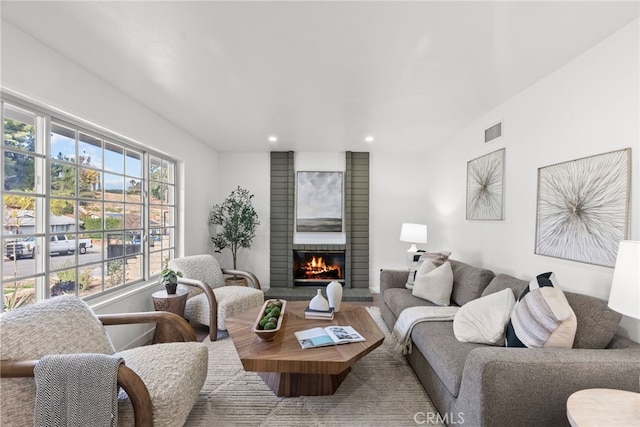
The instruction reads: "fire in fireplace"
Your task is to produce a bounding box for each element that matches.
[293,251,345,284]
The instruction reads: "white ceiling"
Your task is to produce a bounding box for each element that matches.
[2,1,638,153]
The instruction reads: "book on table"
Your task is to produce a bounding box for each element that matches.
[294,325,365,349]
[304,306,334,320]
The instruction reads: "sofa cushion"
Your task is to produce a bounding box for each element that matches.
[454,288,515,345]
[506,272,577,348]
[449,260,495,306]
[384,288,437,319]
[481,274,528,299]
[564,292,622,349]
[412,261,454,306]
[410,320,486,397]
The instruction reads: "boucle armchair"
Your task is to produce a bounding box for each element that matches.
[1,296,208,427]
[168,254,264,340]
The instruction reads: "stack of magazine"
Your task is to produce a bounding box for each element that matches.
[304,306,334,320]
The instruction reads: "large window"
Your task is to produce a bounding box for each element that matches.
[1,97,176,311]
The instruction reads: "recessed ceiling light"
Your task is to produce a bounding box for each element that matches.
[268,136,278,143]
[365,136,374,143]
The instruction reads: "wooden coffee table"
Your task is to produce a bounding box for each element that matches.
[225,301,385,397]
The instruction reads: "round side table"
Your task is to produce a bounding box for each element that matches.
[152,288,188,344]
[567,388,640,427]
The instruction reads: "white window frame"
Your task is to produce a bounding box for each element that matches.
[1,93,178,310]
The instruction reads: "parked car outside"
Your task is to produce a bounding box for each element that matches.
[4,235,93,260]
[4,237,36,260]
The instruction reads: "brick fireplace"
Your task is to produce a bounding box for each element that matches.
[269,151,370,291]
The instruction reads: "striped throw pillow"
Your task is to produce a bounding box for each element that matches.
[505,272,577,348]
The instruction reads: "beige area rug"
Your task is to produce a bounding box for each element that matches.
[184,307,444,427]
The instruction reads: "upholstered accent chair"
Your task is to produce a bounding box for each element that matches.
[168,254,264,340]
[0,296,208,427]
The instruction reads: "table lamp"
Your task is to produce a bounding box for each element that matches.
[608,240,640,320]
[400,223,428,268]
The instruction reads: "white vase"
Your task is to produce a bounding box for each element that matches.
[326,280,343,312]
[309,288,330,311]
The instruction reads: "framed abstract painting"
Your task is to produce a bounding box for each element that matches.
[296,171,343,232]
[466,148,505,220]
[534,148,631,267]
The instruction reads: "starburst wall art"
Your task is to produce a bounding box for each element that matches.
[466,148,505,220]
[535,148,631,267]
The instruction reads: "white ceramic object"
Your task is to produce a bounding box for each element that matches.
[309,288,330,311]
[326,280,343,312]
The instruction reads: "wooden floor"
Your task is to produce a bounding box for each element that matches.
[193,294,379,342]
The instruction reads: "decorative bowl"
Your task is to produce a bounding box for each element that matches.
[252,299,287,341]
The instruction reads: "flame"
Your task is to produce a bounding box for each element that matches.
[310,256,325,270]
[300,256,341,279]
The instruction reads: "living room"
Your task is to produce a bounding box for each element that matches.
[1,1,639,425]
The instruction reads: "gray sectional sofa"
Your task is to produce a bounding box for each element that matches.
[379,259,640,427]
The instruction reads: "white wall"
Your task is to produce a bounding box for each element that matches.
[1,21,220,349]
[213,152,270,287]
[418,19,640,341]
[369,151,438,280]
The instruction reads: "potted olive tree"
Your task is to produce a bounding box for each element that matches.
[209,186,260,285]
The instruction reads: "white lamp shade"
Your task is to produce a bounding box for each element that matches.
[400,223,428,244]
[608,240,640,319]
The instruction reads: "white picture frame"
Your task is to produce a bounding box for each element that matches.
[466,148,505,220]
[534,148,631,267]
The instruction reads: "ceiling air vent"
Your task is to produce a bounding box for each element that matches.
[484,122,502,143]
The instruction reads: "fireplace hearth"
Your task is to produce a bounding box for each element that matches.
[293,250,345,285]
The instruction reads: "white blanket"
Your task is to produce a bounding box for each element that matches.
[390,306,459,354]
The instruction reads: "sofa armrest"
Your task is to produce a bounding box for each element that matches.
[380,269,409,295]
[457,347,640,426]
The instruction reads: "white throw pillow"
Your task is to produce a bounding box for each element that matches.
[453,288,515,345]
[412,261,453,306]
[405,251,451,290]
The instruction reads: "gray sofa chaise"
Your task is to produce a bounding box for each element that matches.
[379,259,640,427]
